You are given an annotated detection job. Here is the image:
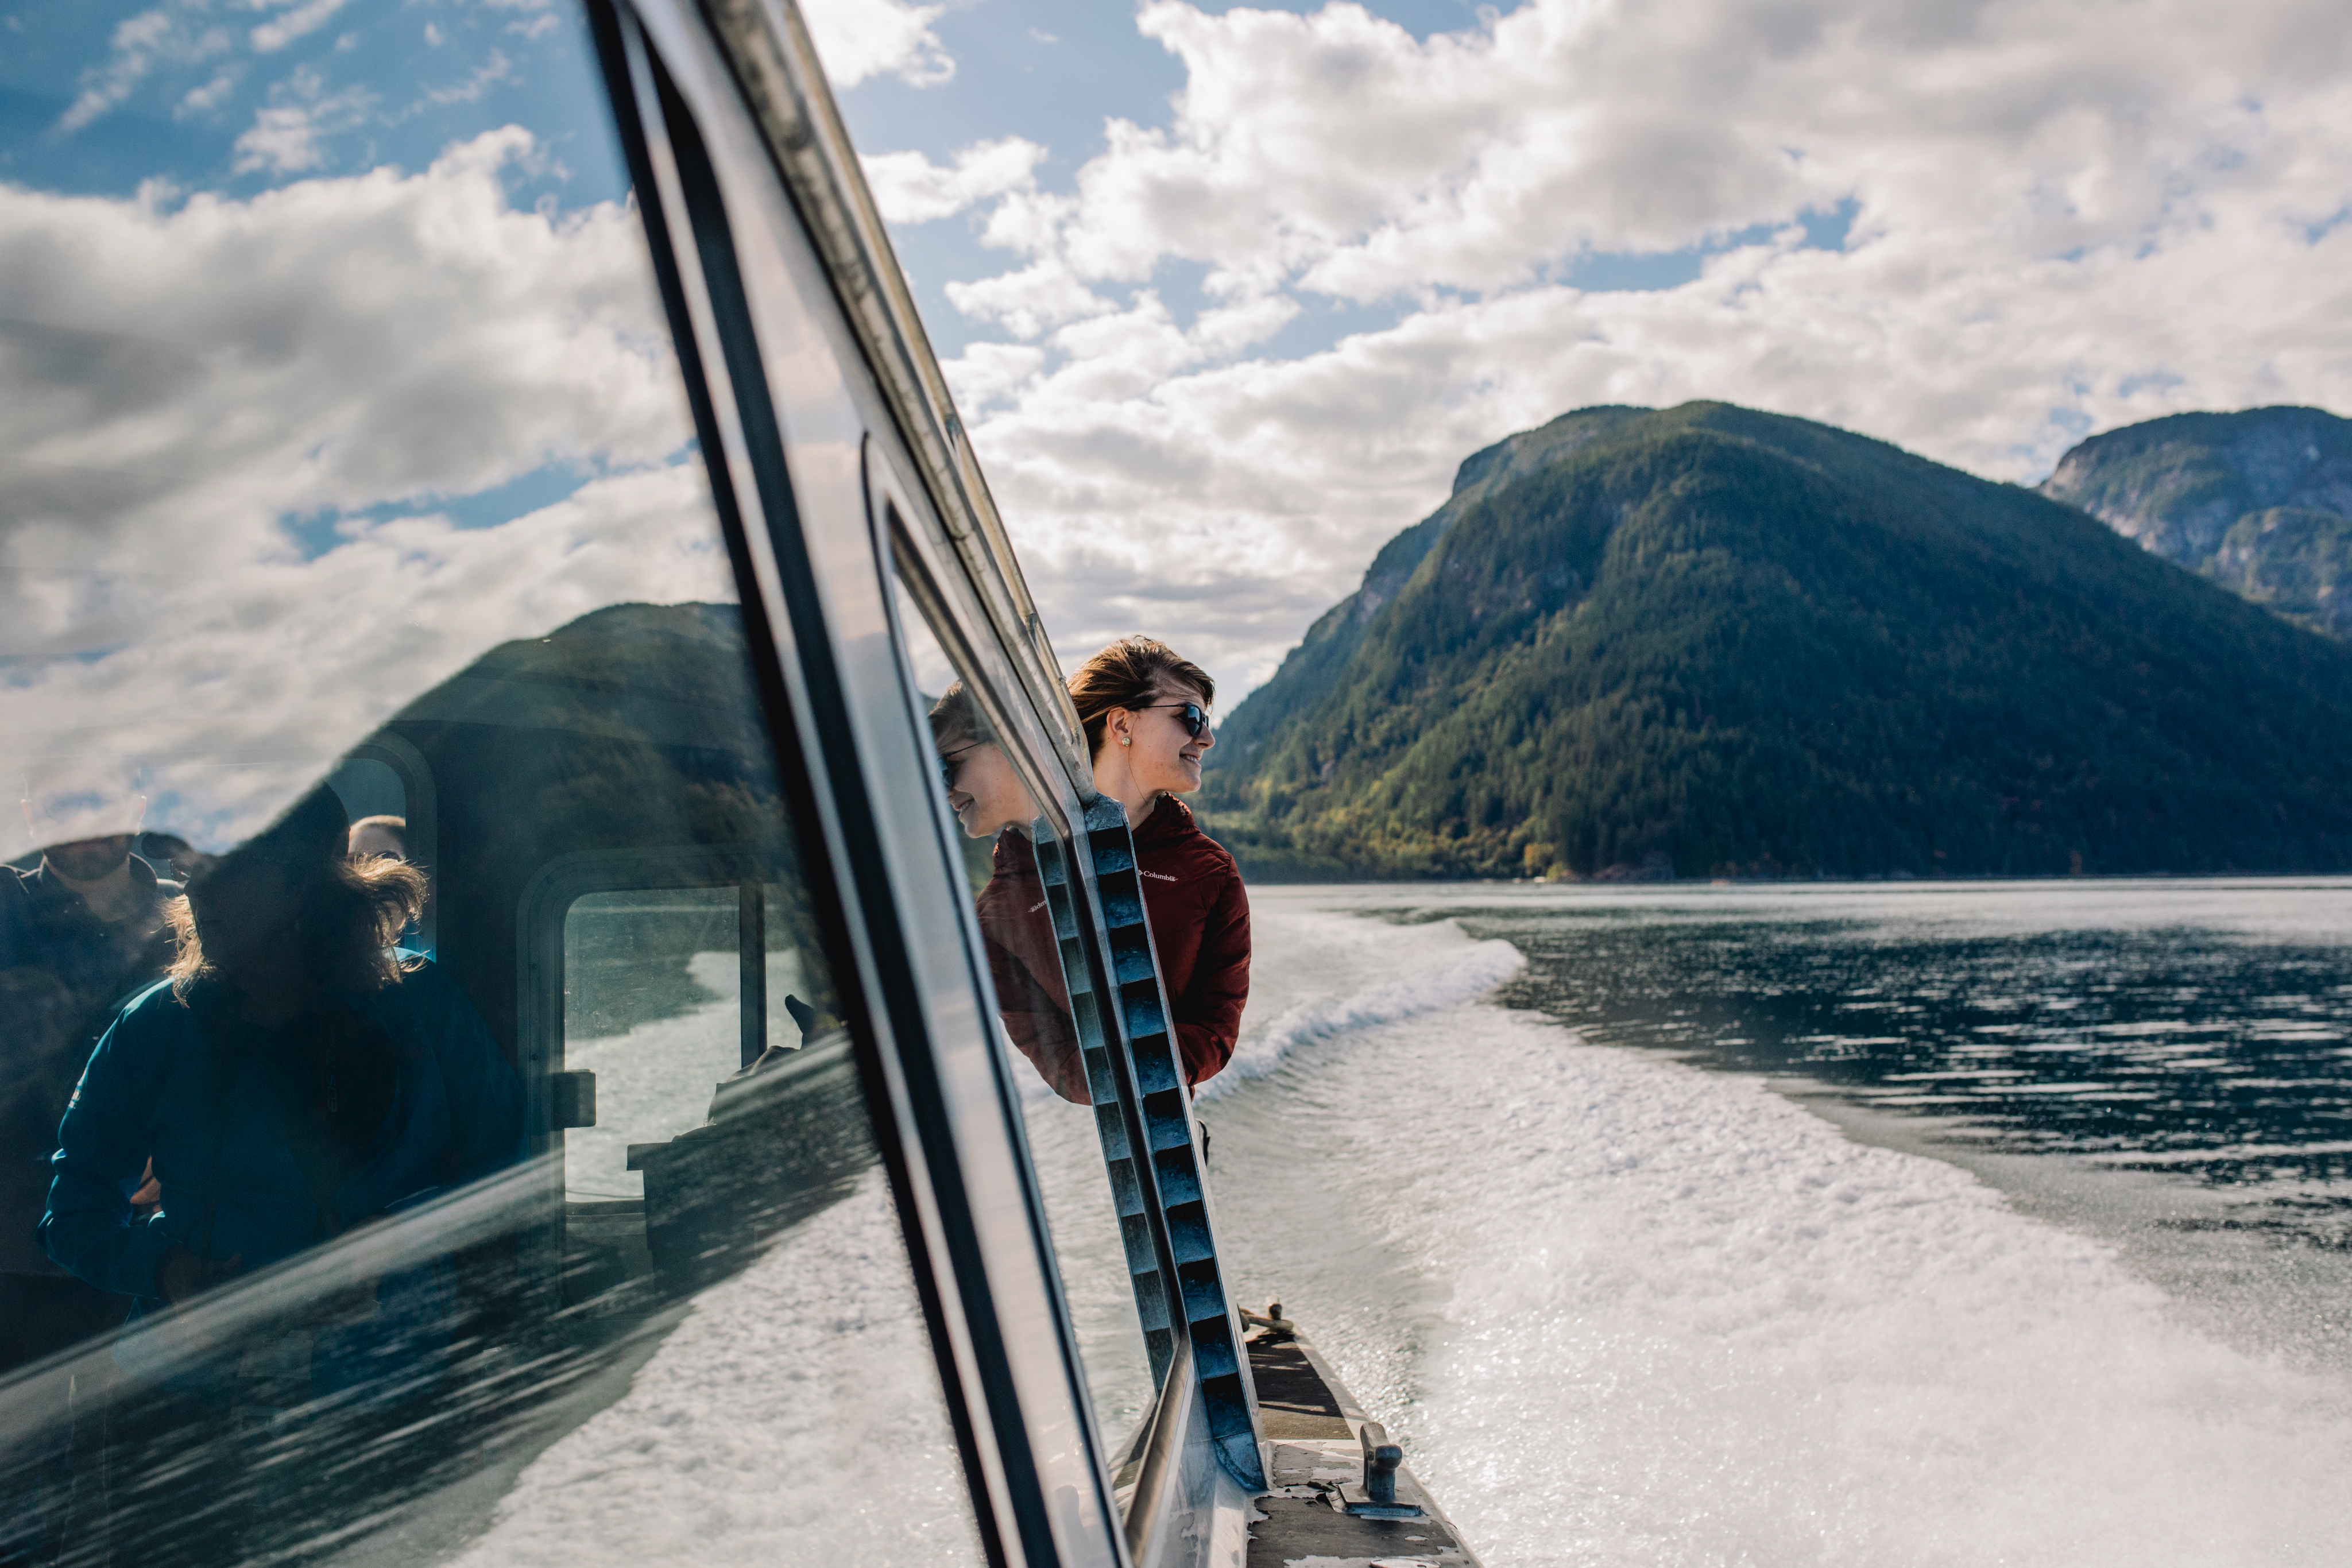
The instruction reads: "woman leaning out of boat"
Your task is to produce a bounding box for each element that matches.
[933,637,1247,1104]
[1067,636,1248,1093]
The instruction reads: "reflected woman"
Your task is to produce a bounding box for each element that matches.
[931,685,1090,1101]
[40,787,523,1407]
[1067,637,1247,1093]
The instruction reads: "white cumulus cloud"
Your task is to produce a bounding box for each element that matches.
[862,137,1046,225]
[800,0,954,89]
[0,130,719,856]
[871,0,2352,698]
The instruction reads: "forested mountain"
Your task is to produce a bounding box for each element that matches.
[1201,402,2352,881]
[2039,406,2352,638]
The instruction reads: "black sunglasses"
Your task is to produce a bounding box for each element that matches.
[939,740,987,792]
[1139,702,1210,738]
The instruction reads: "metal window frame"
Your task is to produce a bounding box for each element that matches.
[514,843,783,1284]
[588,8,1123,1565]
[876,451,1267,1489]
[583,3,1269,1564]
[866,453,1181,1367]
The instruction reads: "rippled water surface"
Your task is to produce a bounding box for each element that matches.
[1436,878,2352,1242]
[1216,883,2352,1567]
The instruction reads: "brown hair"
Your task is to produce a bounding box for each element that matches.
[167,855,428,998]
[1066,637,1215,758]
[927,682,994,753]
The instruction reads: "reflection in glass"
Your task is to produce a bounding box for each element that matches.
[562,884,826,1204]
[933,688,1086,1102]
[0,8,979,1565]
[887,577,1158,1447]
[2,761,183,1373]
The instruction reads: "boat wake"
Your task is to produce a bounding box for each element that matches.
[1214,893,2352,1568]
[1198,922,1525,1101]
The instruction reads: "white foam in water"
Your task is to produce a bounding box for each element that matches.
[1216,893,2352,1568]
[447,1171,983,1568]
[1196,919,1526,1101]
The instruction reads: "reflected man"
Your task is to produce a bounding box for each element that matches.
[347,814,405,862]
[1,767,181,1370]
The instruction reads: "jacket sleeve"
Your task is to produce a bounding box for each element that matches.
[988,935,1091,1104]
[1171,869,1250,1088]
[39,998,178,1299]
[411,963,526,1182]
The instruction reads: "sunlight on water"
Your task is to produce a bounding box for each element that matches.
[1214,886,2352,1568]
[447,1172,984,1568]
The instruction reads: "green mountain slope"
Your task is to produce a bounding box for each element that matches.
[1215,406,1649,771]
[1203,402,2352,880]
[2038,406,2352,638]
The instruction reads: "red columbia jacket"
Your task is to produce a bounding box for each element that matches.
[976,795,1251,1104]
[1130,795,1251,1088]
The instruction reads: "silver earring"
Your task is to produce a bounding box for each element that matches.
[1120,735,1131,746]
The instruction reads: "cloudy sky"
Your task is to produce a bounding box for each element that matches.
[2,0,2346,853]
[2,2,726,854]
[814,0,2352,696]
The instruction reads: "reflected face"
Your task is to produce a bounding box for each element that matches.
[1126,684,1214,796]
[45,834,136,882]
[186,862,298,979]
[945,742,1034,839]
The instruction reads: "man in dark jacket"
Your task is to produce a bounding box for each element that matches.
[2,779,183,1372]
[968,793,1248,1104]
[1062,636,1252,1099]
[934,668,1250,1104]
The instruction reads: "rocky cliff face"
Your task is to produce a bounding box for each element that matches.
[2039,407,2352,637]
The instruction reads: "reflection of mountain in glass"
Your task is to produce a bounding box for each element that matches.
[51,598,894,1553]
[365,601,837,1042]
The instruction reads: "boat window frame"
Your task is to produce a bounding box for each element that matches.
[516,843,791,1238]
[866,440,1189,1381]
[590,0,1279,1552]
[583,5,1164,1562]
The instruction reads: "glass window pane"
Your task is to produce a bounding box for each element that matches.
[885,564,1160,1449]
[0,11,979,1566]
[563,884,826,1205]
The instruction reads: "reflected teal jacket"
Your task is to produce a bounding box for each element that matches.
[38,960,524,1313]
